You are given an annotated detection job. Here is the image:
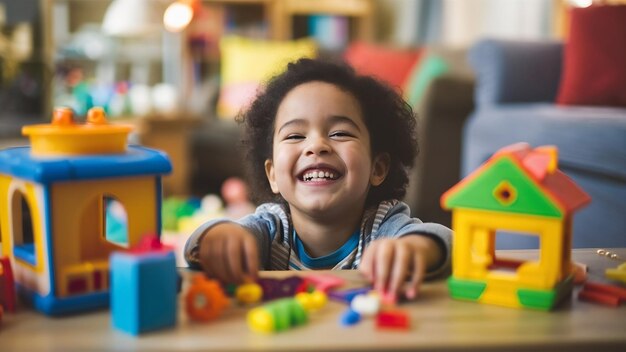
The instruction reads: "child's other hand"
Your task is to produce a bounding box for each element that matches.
[198,223,259,284]
[359,236,431,300]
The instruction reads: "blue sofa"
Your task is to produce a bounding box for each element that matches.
[463,39,626,249]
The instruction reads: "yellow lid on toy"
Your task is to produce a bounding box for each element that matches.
[22,107,134,156]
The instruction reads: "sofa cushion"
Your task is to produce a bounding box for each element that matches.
[404,47,473,109]
[468,39,563,107]
[463,104,626,181]
[556,5,626,107]
[343,42,422,91]
[217,36,318,118]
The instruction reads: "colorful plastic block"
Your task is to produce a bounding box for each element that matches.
[294,290,327,311]
[606,262,626,284]
[376,310,410,330]
[328,286,371,304]
[247,291,326,334]
[185,274,229,321]
[235,283,263,305]
[339,308,361,326]
[110,246,178,335]
[248,297,308,334]
[257,276,303,301]
[577,281,626,307]
[0,107,171,316]
[303,273,346,292]
[441,143,590,310]
[578,289,620,307]
[0,257,16,313]
[350,292,381,316]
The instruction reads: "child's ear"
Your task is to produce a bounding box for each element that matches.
[264,159,280,194]
[370,153,390,186]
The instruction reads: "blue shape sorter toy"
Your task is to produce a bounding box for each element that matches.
[111,244,177,335]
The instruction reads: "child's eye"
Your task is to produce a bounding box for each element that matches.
[284,134,304,140]
[329,131,353,138]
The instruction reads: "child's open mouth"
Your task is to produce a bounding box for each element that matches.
[299,168,341,182]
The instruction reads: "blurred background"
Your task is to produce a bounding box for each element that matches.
[1,0,624,247]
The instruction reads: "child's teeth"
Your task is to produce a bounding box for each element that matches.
[303,170,337,181]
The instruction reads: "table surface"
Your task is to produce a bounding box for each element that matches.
[2,248,625,352]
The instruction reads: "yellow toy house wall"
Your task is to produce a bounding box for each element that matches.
[0,175,51,295]
[452,208,571,290]
[51,176,159,298]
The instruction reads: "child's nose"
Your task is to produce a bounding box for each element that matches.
[305,136,331,156]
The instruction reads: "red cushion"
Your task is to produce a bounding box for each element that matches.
[556,5,626,107]
[343,42,422,90]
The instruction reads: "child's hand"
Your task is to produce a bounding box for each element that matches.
[198,223,259,284]
[359,236,435,300]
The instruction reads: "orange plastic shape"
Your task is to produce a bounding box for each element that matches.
[185,274,229,321]
[22,107,133,156]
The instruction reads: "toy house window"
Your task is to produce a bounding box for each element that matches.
[495,230,540,250]
[103,195,128,247]
[11,191,36,266]
[490,231,540,272]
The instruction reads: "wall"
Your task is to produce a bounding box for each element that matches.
[373,0,556,48]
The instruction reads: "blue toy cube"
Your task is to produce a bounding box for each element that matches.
[110,250,177,335]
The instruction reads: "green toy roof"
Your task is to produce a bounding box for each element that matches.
[441,143,590,217]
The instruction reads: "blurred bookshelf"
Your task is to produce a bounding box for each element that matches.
[1,0,374,195]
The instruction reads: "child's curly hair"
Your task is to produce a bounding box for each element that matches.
[237,58,418,208]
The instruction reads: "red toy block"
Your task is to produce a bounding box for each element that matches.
[0,257,16,313]
[578,289,620,307]
[376,310,410,330]
[583,281,626,302]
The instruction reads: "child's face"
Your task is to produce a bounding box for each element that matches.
[264,81,389,219]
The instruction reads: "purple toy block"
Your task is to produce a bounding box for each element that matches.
[257,276,303,301]
[328,287,372,304]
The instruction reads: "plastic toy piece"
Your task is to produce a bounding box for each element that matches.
[606,262,626,284]
[579,281,626,306]
[578,289,620,307]
[257,276,303,301]
[303,273,346,292]
[350,292,381,316]
[110,243,178,335]
[247,297,308,334]
[328,286,371,304]
[185,274,229,321]
[441,143,590,311]
[247,291,325,334]
[0,257,16,313]
[0,107,171,316]
[294,290,327,311]
[339,308,361,326]
[235,283,263,304]
[376,310,410,330]
[22,106,133,156]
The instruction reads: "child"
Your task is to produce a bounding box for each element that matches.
[185,58,451,300]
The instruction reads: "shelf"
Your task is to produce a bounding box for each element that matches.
[284,0,372,16]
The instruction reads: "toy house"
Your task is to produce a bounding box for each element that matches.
[0,107,171,315]
[441,143,590,310]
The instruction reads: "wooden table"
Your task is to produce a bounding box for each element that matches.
[2,249,625,351]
